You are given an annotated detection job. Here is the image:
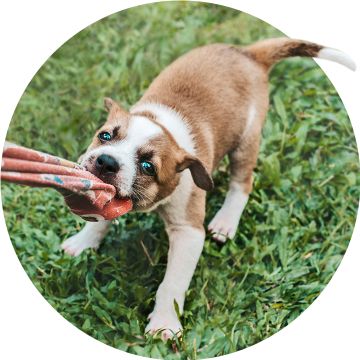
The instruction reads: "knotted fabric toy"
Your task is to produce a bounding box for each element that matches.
[1,142,132,221]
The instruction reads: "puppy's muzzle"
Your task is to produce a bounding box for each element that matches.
[94,154,120,178]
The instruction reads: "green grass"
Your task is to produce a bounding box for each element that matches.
[1,2,359,359]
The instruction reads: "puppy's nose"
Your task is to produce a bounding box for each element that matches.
[95,154,120,174]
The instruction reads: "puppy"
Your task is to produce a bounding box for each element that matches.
[61,38,355,339]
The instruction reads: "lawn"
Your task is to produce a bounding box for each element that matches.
[1,2,359,359]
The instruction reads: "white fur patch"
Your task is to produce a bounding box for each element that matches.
[318,48,356,71]
[243,103,257,135]
[83,115,162,196]
[159,169,193,221]
[208,181,249,242]
[201,123,214,161]
[130,102,195,155]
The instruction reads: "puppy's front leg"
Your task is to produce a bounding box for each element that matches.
[145,225,205,339]
[61,220,111,256]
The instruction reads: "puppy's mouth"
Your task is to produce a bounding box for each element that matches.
[83,162,148,210]
[100,177,130,199]
[83,162,129,198]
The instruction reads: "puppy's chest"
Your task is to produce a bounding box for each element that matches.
[156,170,200,226]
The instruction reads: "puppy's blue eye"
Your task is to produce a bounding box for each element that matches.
[140,161,155,176]
[98,131,112,142]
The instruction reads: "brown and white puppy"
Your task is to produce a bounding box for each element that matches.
[61,38,355,339]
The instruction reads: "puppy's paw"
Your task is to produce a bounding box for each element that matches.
[61,233,100,256]
[145,310,182,340]
[208,209,239,243]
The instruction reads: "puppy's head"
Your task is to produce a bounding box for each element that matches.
[81,98,213,211]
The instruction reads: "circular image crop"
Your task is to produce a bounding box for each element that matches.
[1,1,359,359]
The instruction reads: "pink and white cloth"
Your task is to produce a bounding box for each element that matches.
[1,142,132,221]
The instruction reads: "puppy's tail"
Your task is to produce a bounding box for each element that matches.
[245,37,356,71]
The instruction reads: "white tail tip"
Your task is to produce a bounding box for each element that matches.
[318,48,356,71]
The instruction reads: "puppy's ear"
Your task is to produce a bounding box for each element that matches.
[104,97,116,112]
[104,97,128,115]
[176,153,214,191]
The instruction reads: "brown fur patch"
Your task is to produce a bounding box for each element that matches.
[132,134,183,209]
[244,37,323,69]
[87,99,131,151]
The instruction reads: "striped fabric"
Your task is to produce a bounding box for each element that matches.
[1,142,132,221]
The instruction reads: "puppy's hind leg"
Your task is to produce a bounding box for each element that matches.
[61,220,111,256]
[208,136,260,243]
